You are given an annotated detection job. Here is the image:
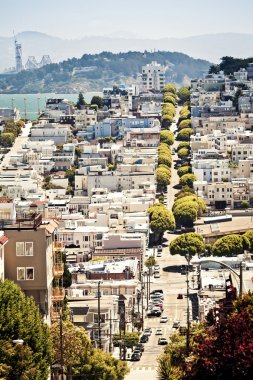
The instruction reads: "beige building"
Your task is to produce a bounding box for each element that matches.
[3,213,63,321]
[0,231,8,280]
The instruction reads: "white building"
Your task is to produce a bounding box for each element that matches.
[142,61,165,91]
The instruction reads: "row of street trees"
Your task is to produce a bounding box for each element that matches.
[161,84,177,128]
[0,280,129,380]
[0,119,24,147]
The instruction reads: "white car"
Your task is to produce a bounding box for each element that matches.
[154,265,160,271]
[154,271,160,278]
[160,316,168,323]
[155,328,163,335]
[157,251,162,257]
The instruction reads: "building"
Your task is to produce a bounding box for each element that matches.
[0,231,8,280]
[142,61,165,91]
[2,212,63,321]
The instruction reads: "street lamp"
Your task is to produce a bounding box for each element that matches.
[97,280,102,349]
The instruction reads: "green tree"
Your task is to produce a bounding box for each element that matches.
[158,154,172,167]
[177,128,193,141]
[162,114,174,128]
[241,200,249,209]
[145,256,157,268]
[157,353,182,380]
[148,204,175,242]
[212,234,249,257]
[0,280,52,380]
[90,95,103,109]
[179,173,197,188]
[160,130,175,146]
[113,332,140,348]
[76,92,86,109]
[163,84,177,94]
[177,165,192,177]
[177,87,191,104]
[243,230,253,252]
[177,148,190,159]
[157,166,171,191]
[164,94,177,105]
[169,233,205,257]
[177,142,190,151]
[0,132,15,147]
[65,168,75,186]
[178,119,191,130]
[173,202,198,227]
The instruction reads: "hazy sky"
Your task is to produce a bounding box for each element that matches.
[2,0,253,39]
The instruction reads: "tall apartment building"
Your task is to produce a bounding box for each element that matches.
[142,61,165,91]
[2,212,64,322]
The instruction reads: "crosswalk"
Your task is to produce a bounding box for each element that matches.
[128,364,157,371]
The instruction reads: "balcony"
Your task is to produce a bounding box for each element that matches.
[52,287,65,302]
[53,241,64,251]
[0,212,42,230]
[53,263,64,277]
[50,306,61,321]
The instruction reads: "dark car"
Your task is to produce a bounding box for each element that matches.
[158,338,168,345]
[140,335,149,343]
[133,349,142,357]
[135,343,144,352]
[150,289,163,295]
[131,353,141,361]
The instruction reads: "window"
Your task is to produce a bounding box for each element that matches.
[94,314,106,323]
[16,242,33,256]
[17,267,34,281]
[17,267,25,280]
[26,267,34,280]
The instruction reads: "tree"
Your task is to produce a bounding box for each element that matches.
[162,114,174,128]
[243,230,253,252]
[177,128,193,141]
[157,353,182,380]
[177,148,190,159]
[179,173,197,188]
[177,166,192,177]
[148,204,176,242]
[178,119,191,130]
[145,256,157,268]
[173,195,206,216]
[64,169,75,185]
[158,154,172,167]
[169,233,205,257]
[91,95,103,109]
[76,92,86,109]
[177,142,190,151]
[113,332,140,348]
[0,132,15,147]
[212,234,249,257]
[163,84,177,94]
[160,130,175,146]
[186,292,253,380]
[157,167,171,191]
[164,94,177,105]
[177,87,191,104]
[51,320,129,379]
[0,280,52,380]
[241,200,249,209]
[173,202,198,227]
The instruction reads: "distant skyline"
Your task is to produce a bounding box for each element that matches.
[2,0,253,39]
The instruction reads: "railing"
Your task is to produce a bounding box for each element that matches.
[0,213,42,230]
[51,287,65,301]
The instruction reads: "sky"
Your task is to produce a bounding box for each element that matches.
[1,0,253,39]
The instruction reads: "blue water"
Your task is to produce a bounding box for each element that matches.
[0,92,102,120]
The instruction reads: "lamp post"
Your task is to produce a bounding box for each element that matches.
[60,310,64,380]
[186,254,191,356]
[97,280,102,349]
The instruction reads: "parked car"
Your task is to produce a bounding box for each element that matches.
[140,335,149,343]
[157,251,162,257]
[133,349,142,357]
[135,343,144,352]
[154,271,160,278]
[151,289,163,295]
[157,245,163,252]
[155,328,163,335]
[154,265,160,271]
[144,328,152,336]
[160,316,168,323]
[153,292,164,299]
[173,321,180,328]
[177,293,183,299]
[158,338,168,345]
[131,353,141,361]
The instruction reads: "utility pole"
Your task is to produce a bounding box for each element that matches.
[109,310,112,353]
[186,255,190,356]
[239,261,243,298]
[60,310,64,380]
[98,281,102,349]
[141,275,144,330]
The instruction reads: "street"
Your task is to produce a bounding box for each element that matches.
[126,107,196,379]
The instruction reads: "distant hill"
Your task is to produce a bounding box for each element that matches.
[0,51,210,94]
[1,31,253,72]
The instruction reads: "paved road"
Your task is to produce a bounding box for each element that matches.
[0,121,32,171]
